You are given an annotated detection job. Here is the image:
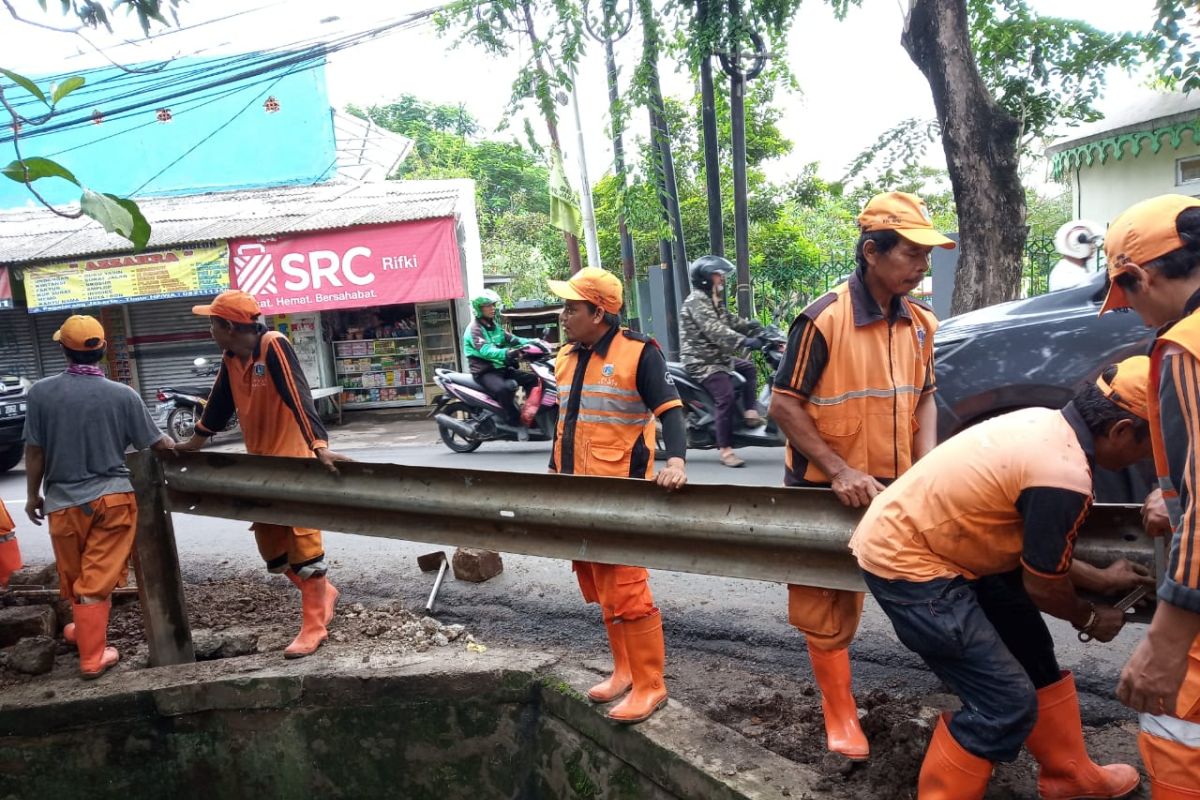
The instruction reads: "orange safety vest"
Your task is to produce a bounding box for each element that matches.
[792,279,937,483]
[1147,309,1200,725]
[553,330,660,479]
[225,331,315,460]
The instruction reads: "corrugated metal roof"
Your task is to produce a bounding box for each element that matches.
[0,179,464,266]
[1046,91,1200,154]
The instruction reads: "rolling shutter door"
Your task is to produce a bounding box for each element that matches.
[33,311,72,379]
[0,309,39,381]
[127,296,221,403]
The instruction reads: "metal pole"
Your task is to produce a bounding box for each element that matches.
[605,36,639,329]
[129,450,195,666]
[569,82,602,269]
[730,69,752,317]
[698,0,724,257]
[650,105,681,359]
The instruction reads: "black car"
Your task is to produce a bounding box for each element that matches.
[933,271,1153,502]
[0,374,28,473]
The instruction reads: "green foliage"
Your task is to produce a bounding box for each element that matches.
[1150,1,1200,91]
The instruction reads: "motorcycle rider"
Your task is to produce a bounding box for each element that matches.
[463,290,540,437]
[679,255,768,468]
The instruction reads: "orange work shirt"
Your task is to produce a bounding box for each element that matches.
[196,331,328,458]
[850,406,1093,583]
[772,267,937,486]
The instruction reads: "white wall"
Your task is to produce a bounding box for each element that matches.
[1073,129,1200,225]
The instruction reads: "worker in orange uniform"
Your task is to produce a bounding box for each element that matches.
[1099,194,1200,799]
[24,315,175,678]
[0,503,20,588]
[176,290,351,658]
[768,191,951,760]
[851,357,1154,800]
[547,267,688,724]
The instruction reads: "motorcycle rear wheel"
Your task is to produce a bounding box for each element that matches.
[167,406,197,443]
[438,401,482,453]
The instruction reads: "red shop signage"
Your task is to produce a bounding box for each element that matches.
[229,218,463,314]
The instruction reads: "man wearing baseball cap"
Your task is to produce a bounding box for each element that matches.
[547,267,688,724]
[768,191,951,760]
[24,315,174,678]
[851,356,1154,799]
[1100,194,1200,798]
[177,290,350,658]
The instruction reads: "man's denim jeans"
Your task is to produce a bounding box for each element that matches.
[862,569,1060,762]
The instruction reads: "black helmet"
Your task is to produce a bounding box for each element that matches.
[689,255,735,292]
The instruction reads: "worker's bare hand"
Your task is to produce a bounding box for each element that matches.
[1118,635,1189,714]
[830,466,885,508]
[1142,488,1173,538]
[1086,605,1128,643]
[655,458,687,492]
[1098,559,1156,597]
[24,496,43,526]
[315,447,353,475]
[173,435,207,453]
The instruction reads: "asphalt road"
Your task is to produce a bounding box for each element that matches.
[2,436,1146,724]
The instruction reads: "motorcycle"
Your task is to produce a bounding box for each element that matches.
[431,341,557,452]
[658,326,788,457]
[156,357,240,443]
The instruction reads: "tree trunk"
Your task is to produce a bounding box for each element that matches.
[902,0,1026,315]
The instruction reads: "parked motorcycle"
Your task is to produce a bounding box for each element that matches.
[157,357,240,443]
[658,326,788,457]
[431,341,557,452]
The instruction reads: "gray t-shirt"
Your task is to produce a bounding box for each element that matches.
[25,372,163,513]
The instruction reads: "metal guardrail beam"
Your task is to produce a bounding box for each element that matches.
[160,452,1156,592]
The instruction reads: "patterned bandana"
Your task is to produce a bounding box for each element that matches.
[67,364,106,377]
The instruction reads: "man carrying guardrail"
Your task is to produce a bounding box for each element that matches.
[850,356,1154,800]
[176,290,352,659]
[547,267,688,724]
[24,315,175,679]
[1100,194,1200,800]
[767,191,951,760]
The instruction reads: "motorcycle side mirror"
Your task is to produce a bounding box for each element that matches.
[193,357,209,367]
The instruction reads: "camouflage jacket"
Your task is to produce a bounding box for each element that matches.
[679,289,764,381]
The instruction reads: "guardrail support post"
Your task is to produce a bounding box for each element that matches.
[130,450,195,666]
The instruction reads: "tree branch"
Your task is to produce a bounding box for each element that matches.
[0,84,83,220]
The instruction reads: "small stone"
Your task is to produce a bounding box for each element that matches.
[415,641,430,653]
[451,547,503,583]
[217,630,258,658]
[419,617,440,635]
[721,765,737,777]
[7,564,57,587]
[191,629,223,661]
[465,634,477,644]
[364,624,384,638]
[443,624,465,641]
[350,603,365,614]
[330,632,347,643]
[817,752,855,777]
[0,606,57,648]
[432,633,450,647]
[4,636,56,675]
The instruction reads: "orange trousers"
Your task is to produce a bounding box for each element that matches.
[48,492,137,601]
[573,561,657,622]
[251,522,326,576]
[1139,638,1200,797]
[787,584,864,650]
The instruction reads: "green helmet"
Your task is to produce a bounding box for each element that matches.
[472,290,502,318]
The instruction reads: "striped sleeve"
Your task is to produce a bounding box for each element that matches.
[1159,352,1200,613]
[772,314,829,400]
[195,361,235,437]
[1017,486,1092,577]
[265,337,329,451]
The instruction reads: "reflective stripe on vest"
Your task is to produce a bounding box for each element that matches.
[1141,713,1200,746]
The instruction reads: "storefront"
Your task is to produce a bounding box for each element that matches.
[230,216,467,409]
[19,244,229,400]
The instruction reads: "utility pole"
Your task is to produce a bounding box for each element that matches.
[583,0,639,328]
[520,0,583,274]
[697,0,724,257]
[718,7,767,318]
[564,84,602,268]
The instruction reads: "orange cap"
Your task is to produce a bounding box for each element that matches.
[1096,355,1151,420]
[858,191,955,249]
[547,267,624,314]
[52,315,106,351]
[192,290,262,324]
[1099,194,1200,315]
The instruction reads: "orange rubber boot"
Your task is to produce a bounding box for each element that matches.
[918,713,993,800]
[284,575,330,659]
[808,642,870,760]
[287,570,339,626]
[1025,672,1140,800]
[73,599,119,679]
[0,534,21,588]
[588,620,632,703]
[608,613,668,724]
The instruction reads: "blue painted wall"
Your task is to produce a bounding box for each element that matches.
[0,51,336,210]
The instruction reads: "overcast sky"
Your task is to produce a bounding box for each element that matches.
[0,0,1164,193]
